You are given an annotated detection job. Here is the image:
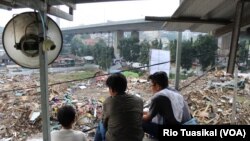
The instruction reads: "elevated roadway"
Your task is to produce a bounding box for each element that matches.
[61,19,166,34]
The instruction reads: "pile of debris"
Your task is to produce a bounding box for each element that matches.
[1,70,250,140]
[0,75,41,140]
[180,70,250,125]
[0,74,105,140]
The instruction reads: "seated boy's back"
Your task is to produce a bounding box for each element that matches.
[51,105,87,141]
[51,129,86,141]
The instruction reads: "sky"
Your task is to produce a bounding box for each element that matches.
[0,0,179,28]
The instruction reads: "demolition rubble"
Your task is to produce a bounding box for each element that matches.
[0,70,250,140]
[180,71,250,125]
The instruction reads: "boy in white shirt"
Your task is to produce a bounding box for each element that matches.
[51,105,87,141]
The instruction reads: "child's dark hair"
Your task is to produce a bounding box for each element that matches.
[57,105,76,128]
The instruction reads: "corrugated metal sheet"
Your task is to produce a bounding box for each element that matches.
[164,0,246,33]
[193,24,224,33]
[173,0,226,17]
[205,0,237,19]
[165,23,224,33]
[164,23,193,31]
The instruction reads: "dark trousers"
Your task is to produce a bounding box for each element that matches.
[142,121,159,139]
[94,121,106,141]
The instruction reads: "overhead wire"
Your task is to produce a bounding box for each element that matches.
[179,66,215,90]
[0,51,218,94]
[179,58,226,90]
[0,60,173,94]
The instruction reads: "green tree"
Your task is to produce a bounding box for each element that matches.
[80,45,92,56]
[169,40,177,61]
[151,39,162,49]
[119,38,131,60]
[60,44,71,55]
[238,40,248,63]
[92,39,114,70]
[68,34,114,70]
[238,40,250,71]
[69,34,91,56]
[80,34,90,39]
[158,39,163,49]
[138,40,150,65]
[193,35,218,71]
[70,34,83,56]
[118,37,140,62]
[181,39,195,70]
[63,33,74,44]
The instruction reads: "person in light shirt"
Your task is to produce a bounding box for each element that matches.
[143,71,192,138]
[51,105,87,141]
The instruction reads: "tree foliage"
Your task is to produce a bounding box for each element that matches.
[118,38,163,65]
[238,40,250,71]
[169,35,217,71]
[138,40,150,65]
[238,40,249,63]
[193,35,218,70]
[67,32,219,72]
[169,40,177,61]
[169,39,196,70]
[181,39,195,70]
[69,35,114,70]
[92,39,114,70]
[151,39,162,49]
[63,34,74,44]
[70,35,83,56]
[118,38,140,62]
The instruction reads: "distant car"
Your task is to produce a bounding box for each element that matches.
[131,62,142,68]
[113,58,126,66]
[12,68,22,72]
[131,62,147,70]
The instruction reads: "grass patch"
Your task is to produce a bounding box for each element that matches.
[169,73,189,80]
[122,71,139,78]
[49,71,96,82]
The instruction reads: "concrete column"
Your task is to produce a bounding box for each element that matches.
[113,30,124,59]
[131,30,139,41]
[217,33,231,67]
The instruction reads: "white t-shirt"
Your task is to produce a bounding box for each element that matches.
[51,129,87,141]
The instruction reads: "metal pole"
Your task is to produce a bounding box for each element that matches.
[248,41,250,68]
[231,64,238,124]
[175,32,182,90]
[39,1,51,140]
[227,1,244,74]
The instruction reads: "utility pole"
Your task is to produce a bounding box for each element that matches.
[175,32,182,90]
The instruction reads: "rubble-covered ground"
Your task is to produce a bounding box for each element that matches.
[0,70,250,141]
[180,71,250,125]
